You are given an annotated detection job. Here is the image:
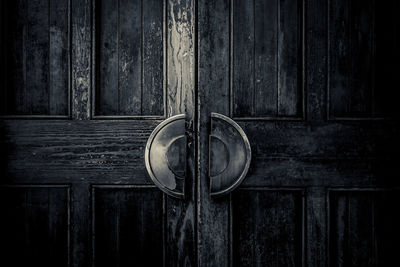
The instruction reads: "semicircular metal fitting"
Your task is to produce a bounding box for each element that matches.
[145,114,186,198]
[209,112,251,197]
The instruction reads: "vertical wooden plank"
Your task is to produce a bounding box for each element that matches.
[329,0,376,118]
[71,184,91,267]
[330,192,377,266]
[142,0,164,116]
[329,0,350,118]
[7,0,28,114]
[277,0,301,117]
[0,187,69,267]
[72,0,91,120]
[49,0,69,115]
[48,187,70,266]
[97,0,118,115]
[254,0,278,116]
[198,0,230,265]
[118,0,142,115]
[306,0,327,121]
[26,0,49,114]
[232,190,303,266]
[166,0,196,265]
[349,0,374,117]
[0,187,26,265]
[93,187,164,267]
[329,192,346,267]
[198,0,230,115]
[347,193,375,266]
[232,0,254,117]
[94,189,121,266]
[167,0,195,118]
[306,188,327,267]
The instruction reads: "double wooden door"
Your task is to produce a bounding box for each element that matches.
[1,0,399,266]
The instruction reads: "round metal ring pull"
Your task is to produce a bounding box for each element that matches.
[145,114,186,198]
[209,113,251,197]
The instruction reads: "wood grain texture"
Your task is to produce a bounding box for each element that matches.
[329,190,400,266]
[165,1,197,265]
[95,0,164,116]
[93,186,163,267]
[142,0,164,116]
[233,0,303,118]
[1,0,69,116]
[198,0,231,265]
[238,121,400,187]
[72,0,91,120]
[0,186,70,267]
[306,0,327,121]
[306,187,327,266]
[232,189,303,266]
[0,120,159,183]
[71,183,91,267]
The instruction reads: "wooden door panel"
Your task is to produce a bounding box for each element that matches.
[0,0,69,116]
[0,120,159,183]
[1,0,196,266]
[328,0,399,119]
[94,0,164,117]
[232,189,304,266]
[199,0,400,266]
[329,190,400,266]
[233,0,303,119]
[0,185,70,267]
[93,186,164,267]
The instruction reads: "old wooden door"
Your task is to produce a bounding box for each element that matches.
[1,0,400,266]
[197,0,400,266]
[0,0,197,266]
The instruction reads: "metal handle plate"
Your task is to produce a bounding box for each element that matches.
[145,114,186,198]
[209,112,251,197]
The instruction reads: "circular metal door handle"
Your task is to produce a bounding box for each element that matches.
[145,114,186,198]
[209,112,251,197]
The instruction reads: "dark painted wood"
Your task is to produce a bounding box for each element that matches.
[0,0,69,116]
[254,0,278,116]
[1,0,196,266]
[329,190,400,266]
[233,0,302,118]
[49,0,69,115]
[198,0,400,266]
[0,186,69,267]
[1,0,400,266]
[232,189,303,266]
[142,0,164,116]
[198,0,231,266]
[329,0,400,119]
[277,0,302,117]
[93,186,163,267]
[95,0,164,116]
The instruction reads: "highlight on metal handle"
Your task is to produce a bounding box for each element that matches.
[145,114,186,198]
[209,112,251,197]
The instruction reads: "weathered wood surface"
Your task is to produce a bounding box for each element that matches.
[232,189,303,266]
[198,0,399,266]
[95,0,163,116]
[93,186,163,267]
[232,0,302,118]
[0,0,69,116]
